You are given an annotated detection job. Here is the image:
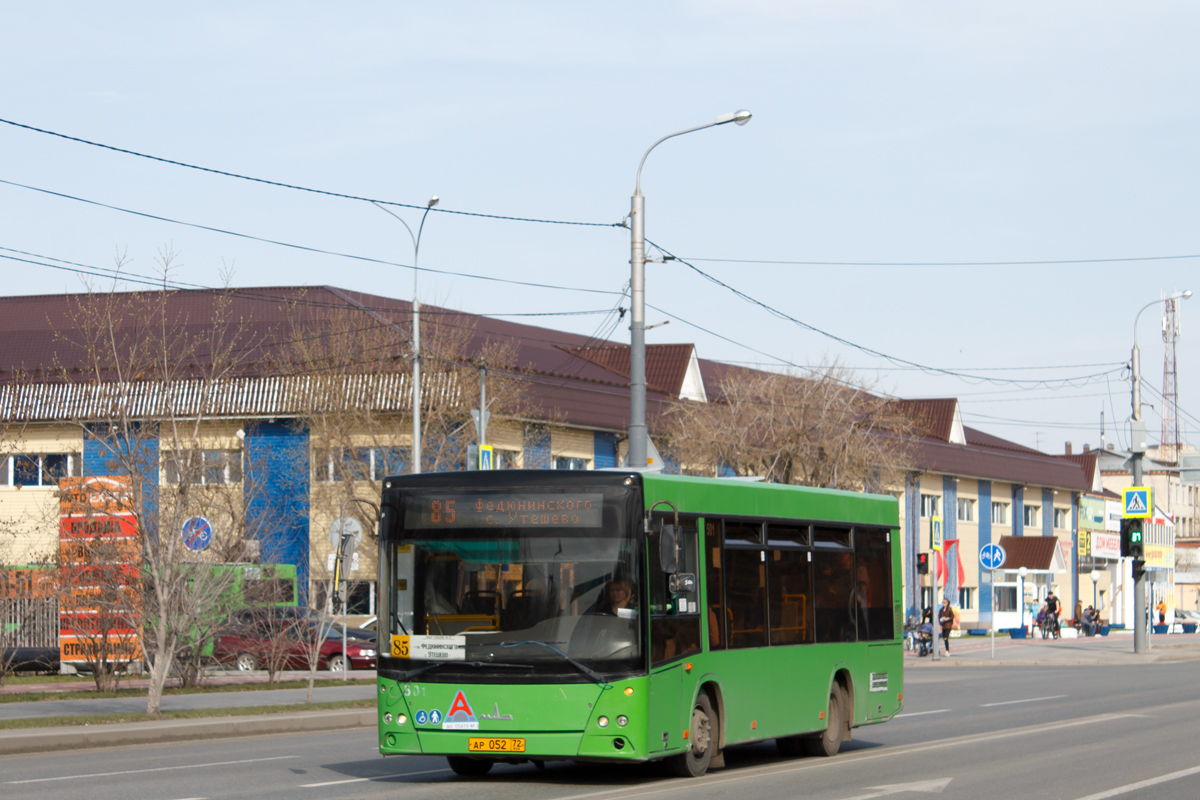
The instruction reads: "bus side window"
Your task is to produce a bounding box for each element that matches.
[650,519,701,666]
[705,520,725,650]
[813,527,855,643]
[724,521,766,649]
[854,528,895,641]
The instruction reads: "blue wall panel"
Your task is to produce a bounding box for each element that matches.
[1013,484,1024,536]
[523,425,551,469]
[244,422,311,601]
[979,480,992,620]
[1042,487,1054,536]
[593,432,618,470]
[82,424,159,537]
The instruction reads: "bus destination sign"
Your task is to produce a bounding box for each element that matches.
[406,493,604,529]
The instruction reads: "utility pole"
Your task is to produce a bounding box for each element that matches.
[1129,290,1191,653]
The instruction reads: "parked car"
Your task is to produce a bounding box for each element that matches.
[212,610,377,672]
[1,645,60,673]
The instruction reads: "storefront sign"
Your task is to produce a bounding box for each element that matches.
[1091,531,1121,560]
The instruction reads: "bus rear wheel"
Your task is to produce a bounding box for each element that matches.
[669,693,716,777]
[446,756,493,777]
[803,686,844,757]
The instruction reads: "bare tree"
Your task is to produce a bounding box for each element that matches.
[49,258,274,713]
[661,361,915,491]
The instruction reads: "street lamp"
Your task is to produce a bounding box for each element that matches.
[1129,289,1190,653]
[373,197,440,474]
[627,111,752,468]
[1090,569,1100,611]
[1018,566,1029,634]
[333,497,379,681]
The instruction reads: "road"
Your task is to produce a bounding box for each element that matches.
[3,660,1199,800]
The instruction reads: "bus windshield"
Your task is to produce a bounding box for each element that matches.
[382,481,642,682]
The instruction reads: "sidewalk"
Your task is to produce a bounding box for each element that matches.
[0,670,377,755]
[905,629,1200,667]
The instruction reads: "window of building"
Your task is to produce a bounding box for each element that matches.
[993,585,1017,612]
[494,449,520,470]
[1054,508,1069,529]
[314,447,407,483]
[163,450,242,485]
[1023,504,1039,527]
[991,502,1008,525]
[920,494,939,518]
[3,453,80,487]
[554,456,589,470]
[957,587,974,610]
[957,498,975,523]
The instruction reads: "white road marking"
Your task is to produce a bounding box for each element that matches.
[841,778,953,800]
[980,694,1067,707]
[301,767,452,787]
[1071,764,1200,799]
[894,709,950,718]
[6,755,299,784]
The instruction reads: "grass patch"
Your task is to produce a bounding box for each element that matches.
[2,673,86,685]
[0,698,375,730]
[0,677,375,704]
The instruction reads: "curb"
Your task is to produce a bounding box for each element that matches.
[0,708,376,755]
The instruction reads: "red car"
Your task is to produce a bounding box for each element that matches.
[213,613,377,672]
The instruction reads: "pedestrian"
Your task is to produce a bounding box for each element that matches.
[938,598,954,654]
[1157,598,1167,625]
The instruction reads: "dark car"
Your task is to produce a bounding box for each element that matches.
[1,646,60,673]
[212,609,377,672]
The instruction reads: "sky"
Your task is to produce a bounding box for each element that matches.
[3,2,1198,456]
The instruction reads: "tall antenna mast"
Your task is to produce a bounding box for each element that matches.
[1161,290,1182,462]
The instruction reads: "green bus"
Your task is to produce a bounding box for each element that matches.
[376,470,903,777]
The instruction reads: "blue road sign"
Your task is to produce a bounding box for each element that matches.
[979,542,1006,571]
[181,516,212,552]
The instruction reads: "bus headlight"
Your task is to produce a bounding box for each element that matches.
[384,713,393,724]
[597,716,610,728]
[397,714,407,725]
[616,716,628,727]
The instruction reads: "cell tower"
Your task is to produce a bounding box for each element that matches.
[1161,290,1182,462]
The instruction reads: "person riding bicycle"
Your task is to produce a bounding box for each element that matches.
[1044,591,1062,638]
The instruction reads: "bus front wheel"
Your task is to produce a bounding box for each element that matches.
[669,693,716,778]
[803,686,844,757]
[447,756,493,777]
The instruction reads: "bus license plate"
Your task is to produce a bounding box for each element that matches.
[468,737,525,753]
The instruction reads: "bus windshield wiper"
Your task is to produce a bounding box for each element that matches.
[401,659,532,681]
[500,640,609,686]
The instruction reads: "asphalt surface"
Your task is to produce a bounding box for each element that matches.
[3,631,1199,756]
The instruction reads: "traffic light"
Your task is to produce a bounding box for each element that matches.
[1120,518,1144,560]
[917,552,930,575]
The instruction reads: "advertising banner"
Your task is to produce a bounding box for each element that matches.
[57,476,142,667]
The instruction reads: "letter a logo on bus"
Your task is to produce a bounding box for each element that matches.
[443,690,479,730]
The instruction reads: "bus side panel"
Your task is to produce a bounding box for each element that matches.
[683,648,831,746]
[858,642,903,723]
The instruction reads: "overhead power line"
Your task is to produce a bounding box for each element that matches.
[0,117,620,229]
[650,239,1126,391]
[0,180,622,297]
[681,254,1200,267]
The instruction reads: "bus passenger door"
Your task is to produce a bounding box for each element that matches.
[648,664,682,753]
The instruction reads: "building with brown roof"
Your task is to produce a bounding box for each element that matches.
[2,286,1099,634]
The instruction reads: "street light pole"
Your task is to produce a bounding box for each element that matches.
[1129,289,1191,653]
[373,197,440,474]
[627,111,751,467]
[334,496,379,681]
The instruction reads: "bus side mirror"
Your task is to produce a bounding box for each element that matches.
[660,524,679,574]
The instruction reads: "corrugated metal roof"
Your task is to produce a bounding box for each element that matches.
[560,344,695,397]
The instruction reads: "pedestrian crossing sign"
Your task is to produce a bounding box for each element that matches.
[1122,486,1151,519]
